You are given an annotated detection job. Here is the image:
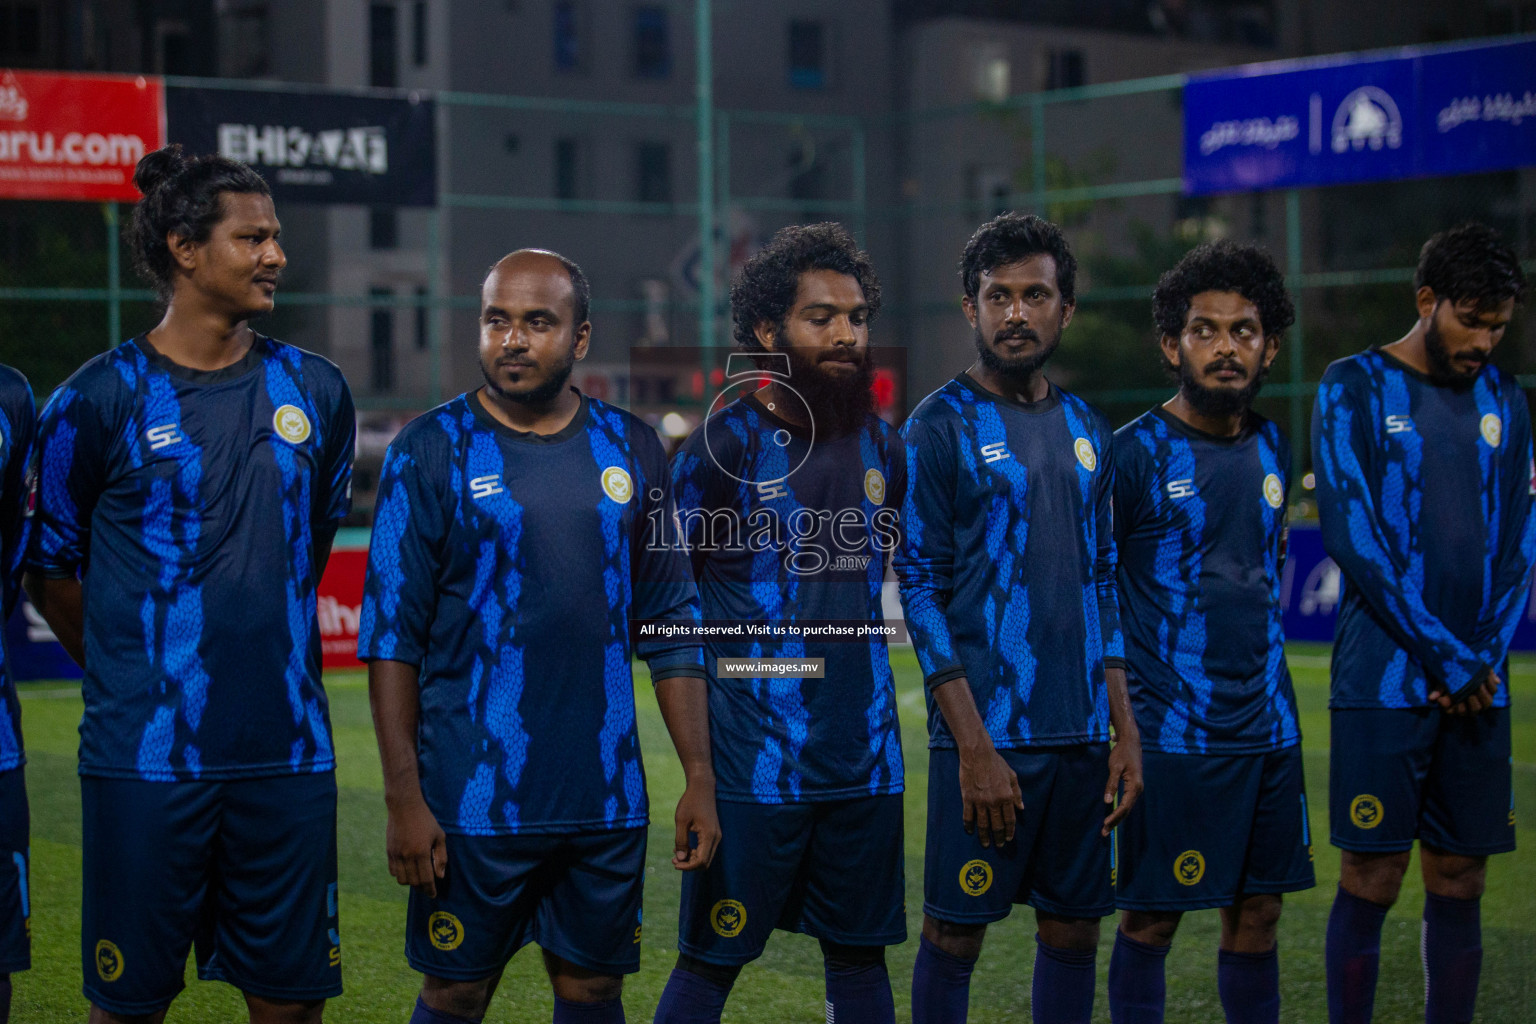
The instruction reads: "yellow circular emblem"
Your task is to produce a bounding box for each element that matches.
[428,911,465,951]
[1350,794,1383,830]
[959,858,993,897]
[864,468,887,505]
[710,899,747,938]
[1073,437,1097,472]
[273,404,312,444]
[1481,413,1503,448]
[95,939,125,982]
[1263,473,1284,509]
[601,465,634,504]
[1174,850,1206,887]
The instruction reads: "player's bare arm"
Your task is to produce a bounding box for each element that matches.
[367,658,447,897]
[21,573,84,667]
[654,674,720,870]
[1102,664,1143,835]
[930,676,1023,849]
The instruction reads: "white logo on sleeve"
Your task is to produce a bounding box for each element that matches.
[980,442,1010,464]
[1480,413,1502,448]
[1385,414,1413,435]
[1166,478,1196,500]
[470,474,504,500]
[146,423,183,451]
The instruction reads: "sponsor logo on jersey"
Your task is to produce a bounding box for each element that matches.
[864,468,886,505]
[1350,794,1383,830]
[710,899,746,938]
[428,911,464,951]
[273,404,312,444]
[95,939,124,981]
[1385,414,1413,434]
[469,474,504,500]
[1174,850,1206,886]
[1074,437,1097,471]
[981,441,1010,464]
[1166,477,1196,500]
[756,479,789,502]
[601,465,633,504]
[1481,413,1503,448]
[146,423,183,451]
[1263,473,1284,509]
[959,858,993,897]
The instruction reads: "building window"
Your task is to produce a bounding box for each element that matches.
[555,137,581,201]
[632,6,670,79]
[220,4,271,78]
[636,142,671,204]
[554,0,582,72]
[370,4,397,88]
[788,20,826,90]
[0,3,42,58]
[369,207,398,250]
[1044,48,1085,91]
[371,287,396,393]
[412,1,427,66]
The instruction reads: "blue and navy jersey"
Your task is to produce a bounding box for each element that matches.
[895,373,1124,749]
[1313,349,1536,709]
[0,365,36,775]
[1113,408,1300,754]
[357,390,705,836]
[26,336,355,781]
[670,395,905,803]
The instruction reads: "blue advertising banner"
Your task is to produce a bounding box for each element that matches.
[165,85,436,206]
[1184,36,1536,195]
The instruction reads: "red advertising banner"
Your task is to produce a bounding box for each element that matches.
[318,546,367,671]
[0,69,164,202]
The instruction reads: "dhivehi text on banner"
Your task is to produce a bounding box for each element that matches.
[164,85,436,206]
[1184,36,1536,195]
[0,70,164,202]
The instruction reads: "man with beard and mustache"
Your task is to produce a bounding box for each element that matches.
[1314,223,1532,1024]
[358,249,719,1024]
[656,224,906,1024]
[897,212,1142,1024]
[1107,241,1312,1024]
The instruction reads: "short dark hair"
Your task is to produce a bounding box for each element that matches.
[483,250,591,324]
[1414,222,1527,312]
[959,212,1076,304]
[731,222,882,351]
[1152,240,1295,340]
[129,144,272,300]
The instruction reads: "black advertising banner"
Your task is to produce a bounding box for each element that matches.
[164,85,435,206]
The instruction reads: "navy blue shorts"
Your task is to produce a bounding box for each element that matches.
[1330,707,1515,856]
[81,773,341,1015]
[407,828,647,980]
[678,795,906,965]
[1116,747,1315,911]
[0,767,29,975]
[924,745,1114,923]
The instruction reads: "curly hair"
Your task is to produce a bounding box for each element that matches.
[129,144,272,301]
[1152,240,1295,339]
[959,212,1076,304]
[1415,222,1527,311]
[731,222,882,351]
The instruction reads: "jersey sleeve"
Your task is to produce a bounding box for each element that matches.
[356,439,445,667]
[894,412,965,690]
[1312,373,1490,697]
[669,430,729,581]
[1110,428,1148,553]
[317,376,356,525]
[26,384,111,580]
[1469,386,1536,667]
[1,376,36,616]
[1095,420,1126,667]
[633,431,705,682]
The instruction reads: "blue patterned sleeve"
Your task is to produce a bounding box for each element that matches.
[1095,421,1125,665]
[1312,372,1489,696]
[1,375,35,616]
[1470,386,1536,667]
[634,431,705,682]
[318,375,356,524]
[356,438,444,666]
[26,384,109,580]
[894,413,965,689]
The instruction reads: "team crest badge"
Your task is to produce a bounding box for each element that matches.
[95,939,124,981]
[864,468,886,505]
[959,859,993,897]
[1174,850,1206,886]
[273,404,312,444]
[1481,413,1502,448]
[1073,437,1097,472]
[710,899,746,938]
[1350,794,1383,830]
[601,465,634,504]
[1263,474,1284,509]
[428,911,464,951]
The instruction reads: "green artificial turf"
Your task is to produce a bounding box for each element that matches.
[10,643,1535,1021]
